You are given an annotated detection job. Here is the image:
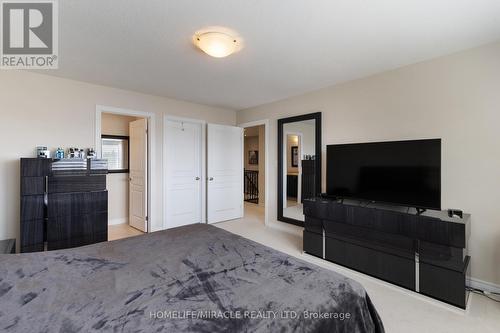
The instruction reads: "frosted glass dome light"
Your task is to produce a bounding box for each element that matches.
[193,31,241,58]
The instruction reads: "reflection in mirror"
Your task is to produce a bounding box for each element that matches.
[282,119,316,222]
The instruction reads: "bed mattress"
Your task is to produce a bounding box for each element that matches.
[0,224,384,332]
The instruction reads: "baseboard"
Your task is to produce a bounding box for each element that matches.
[108,218,128,226]
[467,277,500,294]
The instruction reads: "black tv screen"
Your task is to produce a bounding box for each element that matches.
[327,139,441,210]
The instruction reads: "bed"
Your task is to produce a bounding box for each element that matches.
[0,224,384,332]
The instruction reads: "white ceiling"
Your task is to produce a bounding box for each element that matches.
[44,0,500,110]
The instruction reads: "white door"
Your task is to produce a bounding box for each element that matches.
[165,120,202,228]
[207,124,244,223]
[129,118,148,232]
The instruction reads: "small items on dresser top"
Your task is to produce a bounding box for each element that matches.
[0,239,16,254]
[35,146,98,160]
[51,158,88,172]
[36,146,51,159]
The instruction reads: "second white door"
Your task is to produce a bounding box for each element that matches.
[207,124,244,223]
[165,120,203,228]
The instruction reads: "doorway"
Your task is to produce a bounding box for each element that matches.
[96,106,156,239]
[283,132,302,220]
[240,120,269,226]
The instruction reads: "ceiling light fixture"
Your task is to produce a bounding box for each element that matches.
[193,31,241,58]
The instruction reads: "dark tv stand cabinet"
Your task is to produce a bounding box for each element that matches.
[303,197,471,309]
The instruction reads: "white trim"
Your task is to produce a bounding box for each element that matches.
[238,119,270,227]
[163,116,207,230]
[95,105,156,232]
[467,277,500,294]
[108,218,128,226]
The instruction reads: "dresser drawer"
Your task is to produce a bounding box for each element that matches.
[20,219,44,252]
[48,191,108,217]
[21,158,50,177]
[419,241,467,271]
[304,216,322,234]
[48,175,106,193]
[419,257,470,309]
[326,236,415,290]
[47,212,108,250]
[21,177,46,195]
[303,230,323,258]
[21,195,45,221]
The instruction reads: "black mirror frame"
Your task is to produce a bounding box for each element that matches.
[277,112,322,226]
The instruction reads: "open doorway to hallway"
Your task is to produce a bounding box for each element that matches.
[100,112,149,240]
[243,125,265,224]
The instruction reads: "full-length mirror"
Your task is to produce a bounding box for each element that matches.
[278,112,321,225]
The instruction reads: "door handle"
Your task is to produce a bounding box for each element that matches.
[195,177,200,180]
[208,177,214,181]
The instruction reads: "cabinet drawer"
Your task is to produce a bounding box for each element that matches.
[304,216,322,234]
[419,257,470,309]
[21,158,50,177]
[20,219,44,251]
[419,241,466,271]
[348,206,417,237]
[304,199,330,219]
[48,175,106,193]
[21,195,45,221]
[47,212,108,250]
[417,217,466,248]
[303,230,323,258]
[48,191,108,217]
[21,177,46,195]
[324,221,415,259]
[326,237,415,290]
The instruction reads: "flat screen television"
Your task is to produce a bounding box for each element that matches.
[326,139,441,210]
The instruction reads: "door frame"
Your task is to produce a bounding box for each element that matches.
[283,131,303,209]
[238,119,270,227]
[95,105,156,232]
[164,116,207,228]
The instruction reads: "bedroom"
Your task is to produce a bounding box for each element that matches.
[1,1,500,332]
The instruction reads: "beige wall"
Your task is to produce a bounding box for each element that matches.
[101,113,139,226]
[0,70,236,244]
[101,113,138,136]
[244,136,259,171]
[237,41,500,286]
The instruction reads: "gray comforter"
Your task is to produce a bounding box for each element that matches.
[0,224,384,332]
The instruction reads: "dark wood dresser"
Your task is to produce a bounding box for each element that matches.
[20,158,108,252]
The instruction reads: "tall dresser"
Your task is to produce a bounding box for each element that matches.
[20,158,108,252]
